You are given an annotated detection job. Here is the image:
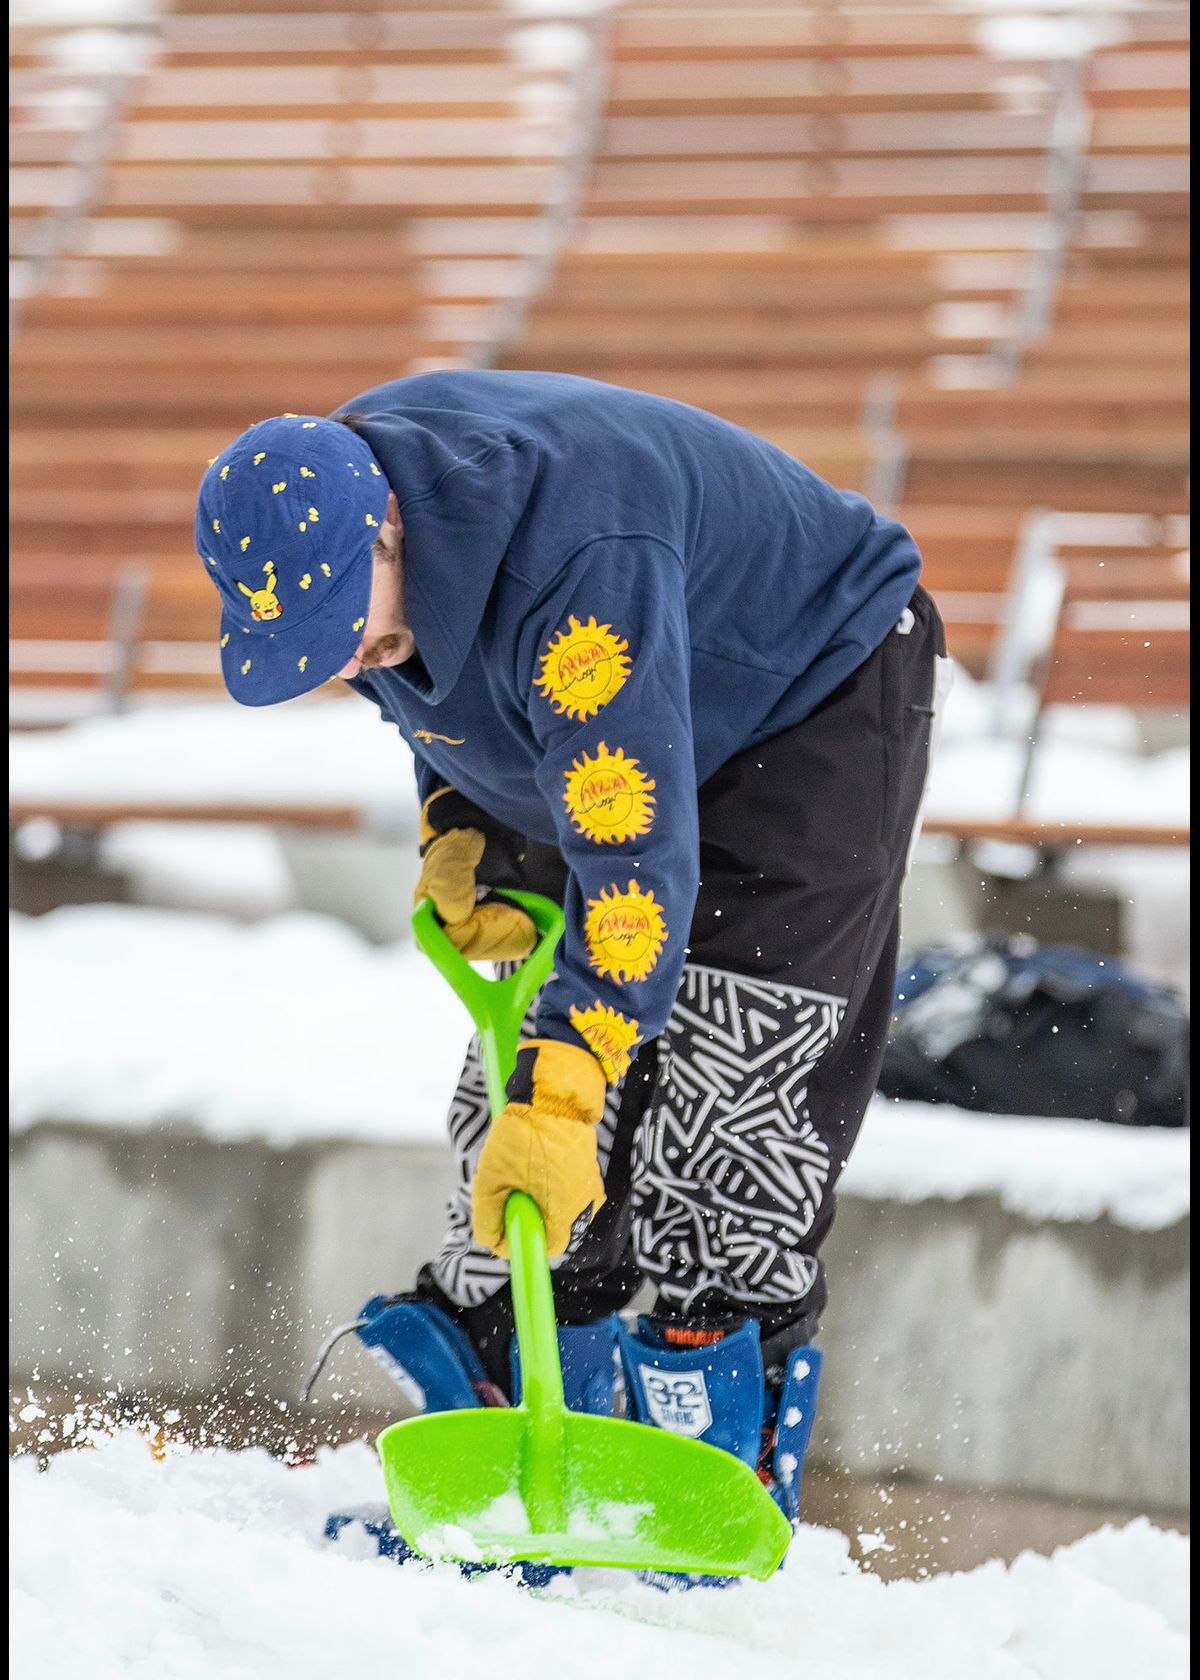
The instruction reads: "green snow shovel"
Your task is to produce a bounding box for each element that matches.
[375,889,792,1579]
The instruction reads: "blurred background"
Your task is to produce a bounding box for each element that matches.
[9,0,1189,1578]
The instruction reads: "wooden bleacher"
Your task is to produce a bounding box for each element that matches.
[1012,535,1189,813]
[11,0,607,706]
[8,1,1189,854]
[498,1,1188,639]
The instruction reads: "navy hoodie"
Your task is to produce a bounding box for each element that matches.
[341,371,921,1080]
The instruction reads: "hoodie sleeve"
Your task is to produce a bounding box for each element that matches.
[518,534,699,1082]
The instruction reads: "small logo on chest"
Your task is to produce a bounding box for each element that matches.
[412,729,465,746]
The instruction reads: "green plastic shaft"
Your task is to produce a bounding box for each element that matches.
[505,1192,567,1529]
[411,892,569,1529]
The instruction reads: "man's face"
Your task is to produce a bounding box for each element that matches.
[338,492,415,679]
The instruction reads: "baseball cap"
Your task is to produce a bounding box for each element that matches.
[195,414,391,706]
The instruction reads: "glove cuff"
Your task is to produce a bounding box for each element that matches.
[505,1038,606,1126]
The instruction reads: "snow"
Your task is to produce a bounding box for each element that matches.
[8,906,470,1146]
[925,665,1188,827]
[842,1100,1190,1232]
[98,821,298,919]
[7,685,1192,1674]
[9,696,420,821]
[9,677,1188,830]
[8,1432,1189,1680]
[9,677,1189,980]
[925,733,1189,829]
[8,904,1189,1229]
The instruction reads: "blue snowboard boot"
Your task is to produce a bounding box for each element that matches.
[354,1293,508,1411]
[320,1295,621,1585]
[617,1314,822,1591]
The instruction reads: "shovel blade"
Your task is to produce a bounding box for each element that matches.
[377,1407,791,1579]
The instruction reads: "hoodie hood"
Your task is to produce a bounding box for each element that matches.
[350,407,539,702]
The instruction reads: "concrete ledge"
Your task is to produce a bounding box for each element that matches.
[9,1121,1189,1509]
[9,1122,455,1415]
[817,1197,1189,1509]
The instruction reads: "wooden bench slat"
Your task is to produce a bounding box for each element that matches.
[6,804,1186,849]
[9,800,362,829]
[922,817,1189,848]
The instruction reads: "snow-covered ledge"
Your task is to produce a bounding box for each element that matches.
[9,908,1190,1509]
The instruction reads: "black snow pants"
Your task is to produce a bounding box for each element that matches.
[417,586,948,1388]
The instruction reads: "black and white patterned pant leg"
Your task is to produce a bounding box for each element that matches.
[429,985,623,1309]
[631,963,846,1316]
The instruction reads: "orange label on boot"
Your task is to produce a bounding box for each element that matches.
[662,1327,728,1349]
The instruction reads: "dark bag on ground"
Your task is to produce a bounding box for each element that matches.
[879,932,1189,1128]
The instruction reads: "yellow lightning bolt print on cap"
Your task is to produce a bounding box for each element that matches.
[194,413,390,707]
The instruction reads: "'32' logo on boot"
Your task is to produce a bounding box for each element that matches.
[640,1368,713,1437]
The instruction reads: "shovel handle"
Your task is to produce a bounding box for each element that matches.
[411,890,564,1116]
[412,890,570,1430]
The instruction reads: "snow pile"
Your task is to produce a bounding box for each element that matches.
[9,905,1190,1229]
[925,667,1188,826]
[843,1100,1190,1232]
[9,1433,1189,1680]
[9,674,1188,978]
[8,676,1189,829]
[9,697,420,821]
[8,906,470,1145]
[98,821,299,919]
[925,734,1189,828]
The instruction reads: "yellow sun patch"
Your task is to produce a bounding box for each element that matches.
[583,881,667,984]
[563,743,655,845]
[535,616,630,721]
[568,1003,641,1084]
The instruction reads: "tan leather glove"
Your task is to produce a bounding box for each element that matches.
[414,826,537,962]
[472,1038,608,1258]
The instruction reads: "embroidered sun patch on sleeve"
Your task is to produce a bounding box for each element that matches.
[568,1003,641,1083]
[583,881,667,983]
[563,744,655,844]
[535,616,630,721]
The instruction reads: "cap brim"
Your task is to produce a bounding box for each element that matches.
[220,538,374,706]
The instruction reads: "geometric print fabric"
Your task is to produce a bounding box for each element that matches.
[632,964,846,1312]
[430,987,624,1309]
[431,963,846,1317]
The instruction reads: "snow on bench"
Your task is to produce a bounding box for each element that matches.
[9,675,1188,845]
[9,903,1188,1232]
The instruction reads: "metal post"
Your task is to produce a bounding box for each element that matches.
[862,373,909,514]
[475,9,613,370]
[988,53,1091,388]
[987,510,1063,735]
[101,561,151,715]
